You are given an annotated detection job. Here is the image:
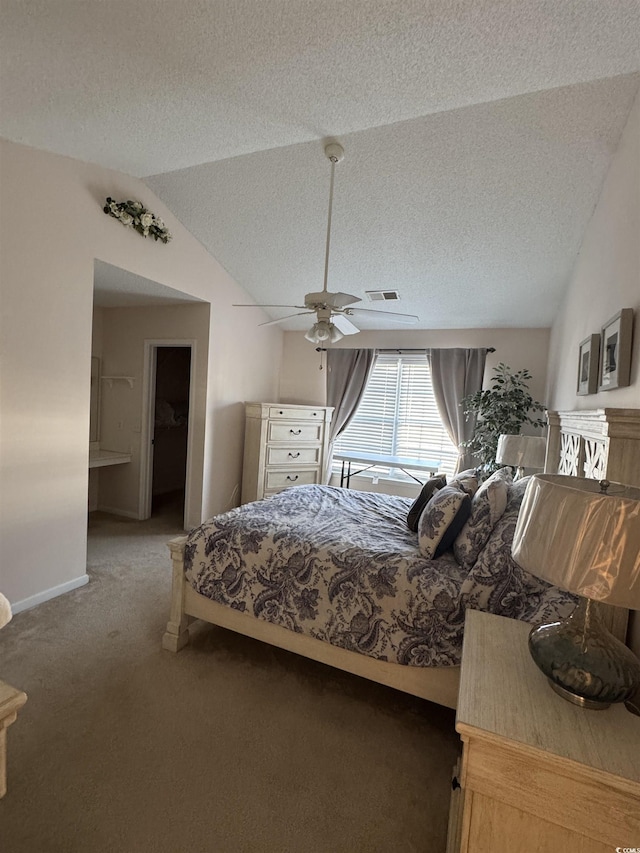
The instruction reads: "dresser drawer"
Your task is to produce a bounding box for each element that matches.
[267,446,320,466]
[268,422,323,443]
[265,469,319,490]
[268,406,326,421]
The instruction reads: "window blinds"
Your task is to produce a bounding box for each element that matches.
[334,353,458,475]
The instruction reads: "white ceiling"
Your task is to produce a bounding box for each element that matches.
[2,1,639,329]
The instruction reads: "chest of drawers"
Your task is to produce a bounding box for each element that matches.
[241,402,333,503]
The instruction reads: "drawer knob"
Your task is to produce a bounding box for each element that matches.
[288,452,300,458]
[290,429,302,435]
[286,475,299,481]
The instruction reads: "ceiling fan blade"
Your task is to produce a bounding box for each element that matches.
[332,313,360,335]
[233,303,307,309]
[304,291,361,309]
[347,307,419,324]
[328,291,361,308]
[258,312,315,327]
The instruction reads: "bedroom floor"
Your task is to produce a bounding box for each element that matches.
[0,507,460,853]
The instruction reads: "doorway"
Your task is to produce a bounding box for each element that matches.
[141,341,196,528]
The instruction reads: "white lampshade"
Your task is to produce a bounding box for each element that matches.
[512,474,640,609]
[496,434,546,470]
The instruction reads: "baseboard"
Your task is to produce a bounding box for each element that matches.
[11,574,90,614]
[96,505,141,520]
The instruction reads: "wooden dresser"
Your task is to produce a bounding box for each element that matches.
[241,402,333,504]
[447,609,640,853]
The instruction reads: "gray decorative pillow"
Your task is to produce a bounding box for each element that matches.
[418,485,472,559]
[448,469,479,498]
[406,474,447,531]
[453,467,512,570]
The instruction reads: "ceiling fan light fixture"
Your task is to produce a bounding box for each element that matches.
[329,324,344,343]
[304,320,343,344]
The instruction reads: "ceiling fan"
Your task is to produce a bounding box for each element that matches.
[233,142,419,343]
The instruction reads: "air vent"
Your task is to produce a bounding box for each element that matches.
[366,290,400,302]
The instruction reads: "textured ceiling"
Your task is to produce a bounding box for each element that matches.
[147,77,639,329]
[2,1,639,328]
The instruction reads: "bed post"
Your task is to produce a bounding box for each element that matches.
[162,535,191,652]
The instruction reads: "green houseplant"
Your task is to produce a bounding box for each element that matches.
[461,363,546,474]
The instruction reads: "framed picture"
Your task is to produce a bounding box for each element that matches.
[576,334,600,395]
[599,308,634,391]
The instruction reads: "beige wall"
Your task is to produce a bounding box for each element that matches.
[280,327,551,409]
[97,303,211,528]
[545,90,640,655]
[0,139,282,609]
[546,90,640,411]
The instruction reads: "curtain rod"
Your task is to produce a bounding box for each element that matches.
[316,347,496,353]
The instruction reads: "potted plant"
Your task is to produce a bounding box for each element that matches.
[461,363,546,474]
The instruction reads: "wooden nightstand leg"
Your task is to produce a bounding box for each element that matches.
[446,757,465,853]
[0,682,28,798]
[0,725,7,799]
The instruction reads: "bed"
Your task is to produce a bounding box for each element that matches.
[163,409,639,709]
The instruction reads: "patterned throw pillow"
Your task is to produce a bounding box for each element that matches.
[418,485,472,559]
[453,467,512,570]
[449,469,480,498]
[406,474,447,531]
[459,475,578,626]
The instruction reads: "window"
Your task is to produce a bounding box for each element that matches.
[333,353,458,478]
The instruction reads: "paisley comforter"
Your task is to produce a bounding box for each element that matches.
[184,482,577,667]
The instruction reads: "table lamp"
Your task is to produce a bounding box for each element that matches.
[495,434,546,479]
[512,474,640,709]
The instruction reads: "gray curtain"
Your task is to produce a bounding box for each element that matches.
[325,348,377,481]
[426,348,487,474]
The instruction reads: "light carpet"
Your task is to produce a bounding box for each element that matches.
[0,503,459,852]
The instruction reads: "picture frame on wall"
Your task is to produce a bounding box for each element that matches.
[599,308,634,391]
[577,334,600,395]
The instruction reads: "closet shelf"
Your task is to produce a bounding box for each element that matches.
[101,376,134,389]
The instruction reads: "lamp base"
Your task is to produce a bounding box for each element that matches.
[546,679,612,710]
[529,598,640,709]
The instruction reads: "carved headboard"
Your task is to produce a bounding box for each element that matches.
[545,408,640,644]
[546,408,640,485]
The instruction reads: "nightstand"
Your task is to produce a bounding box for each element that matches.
[447,609,640,853]
[0,680,27,798]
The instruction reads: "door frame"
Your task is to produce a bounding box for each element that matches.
[139,339,197,527]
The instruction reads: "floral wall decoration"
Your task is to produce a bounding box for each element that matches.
[103,197,172,243]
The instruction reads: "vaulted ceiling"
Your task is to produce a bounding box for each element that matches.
[2,1,639,328]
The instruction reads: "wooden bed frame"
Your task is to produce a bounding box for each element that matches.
[163,409,639,710]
